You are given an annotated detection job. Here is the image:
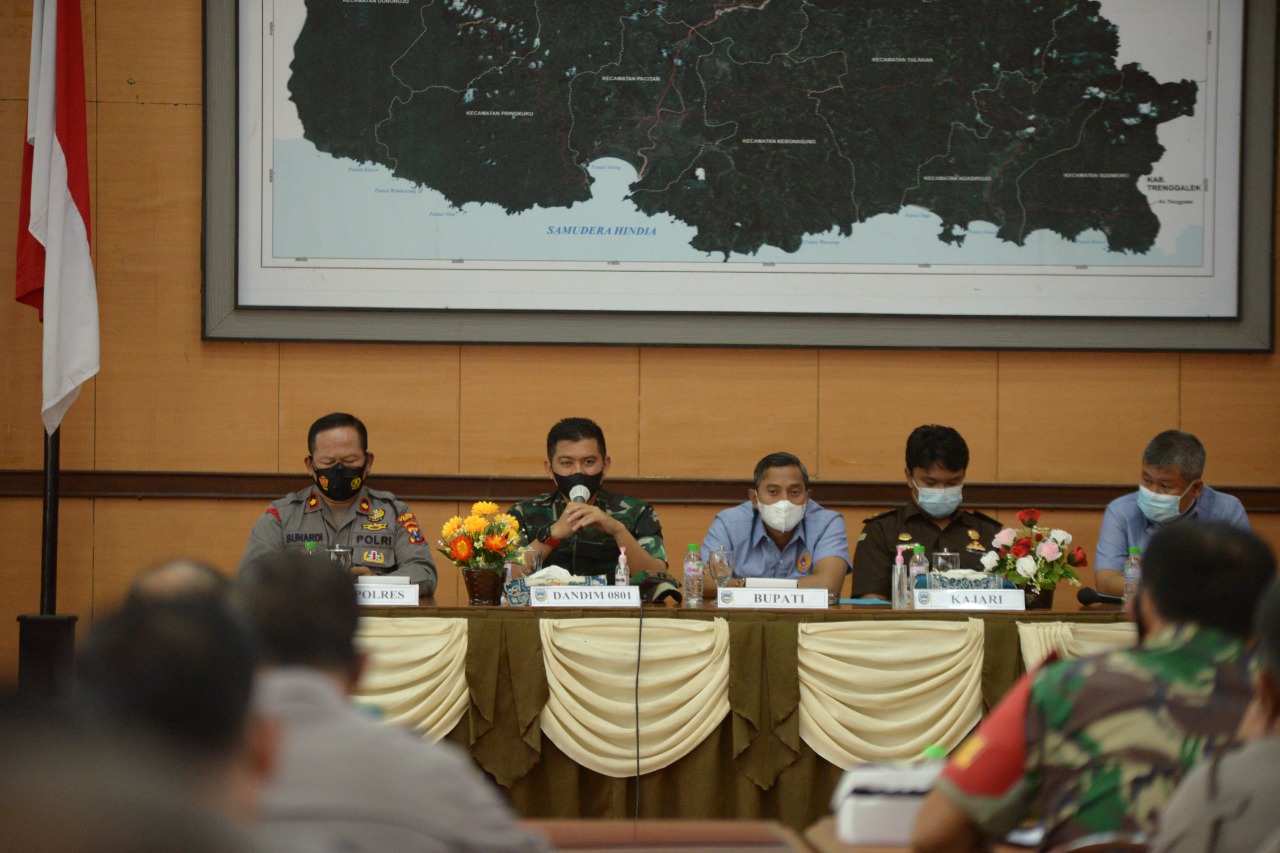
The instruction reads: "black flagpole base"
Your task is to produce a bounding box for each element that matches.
[17,614,78,699]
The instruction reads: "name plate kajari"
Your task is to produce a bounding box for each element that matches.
[913,589,1025,611]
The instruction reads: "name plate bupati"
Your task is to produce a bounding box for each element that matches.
[717,587,829,610]
[530,586,642,608]
[355,583,420,607]
[913,589,1025,611]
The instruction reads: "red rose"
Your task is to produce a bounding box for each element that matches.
[1067,546,1088,567]
[1011,543,1031,558]
[1016,537,1035,552]
[1034,532,1043,542]
[1017,508,1042,525]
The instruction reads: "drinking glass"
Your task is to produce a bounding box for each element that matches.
[327,545,353,574]
[706,547,735,586]
[932,550,959,574]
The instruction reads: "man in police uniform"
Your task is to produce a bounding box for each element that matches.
[508,418,666,578]
[851,424,1001,599]
[239,413,437,594]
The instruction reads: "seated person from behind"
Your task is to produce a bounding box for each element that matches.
[851,424,1001,599]
[701,452,849,598]
[912,521,1275,853]
[1153,578,1280,853]
[239,412,437,594]
[1096,429,1249,597]
[508,417,666,578]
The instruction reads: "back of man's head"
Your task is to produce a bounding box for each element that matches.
[1143,521,1277,638]
[76,599,257,764]
[126,557,229,606]
[234,556,359,675]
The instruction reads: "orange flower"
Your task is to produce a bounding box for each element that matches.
[483,534,508,552]
[447,534,475,562]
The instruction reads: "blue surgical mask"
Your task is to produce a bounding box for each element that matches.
[914,482,963,519]
[1137,483,1196,524]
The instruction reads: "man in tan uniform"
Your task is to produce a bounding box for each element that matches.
[239,412,436,594]
[852,424,1001,599]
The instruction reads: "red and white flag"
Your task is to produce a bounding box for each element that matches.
[16,0,99,435]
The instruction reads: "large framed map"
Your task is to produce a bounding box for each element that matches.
[203,0,1276,348]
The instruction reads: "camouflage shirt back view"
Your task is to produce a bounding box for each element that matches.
[937,624,1253,850]
[508,487,666,577]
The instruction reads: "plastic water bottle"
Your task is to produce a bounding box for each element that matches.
[1123,546,1142,605]
[892,545,911,610]
[615,548,629,586]
[909,544,929,591]
[683,544,704,608]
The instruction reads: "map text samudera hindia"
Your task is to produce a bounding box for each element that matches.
[287,0,1198,258]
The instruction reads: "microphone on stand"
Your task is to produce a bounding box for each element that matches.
[568,484,591,503]
[1077,586,1125,606]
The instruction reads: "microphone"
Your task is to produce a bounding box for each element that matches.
[568,484,591,503]
[1077,587,1124,606]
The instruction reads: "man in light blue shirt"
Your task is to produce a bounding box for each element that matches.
[1096,430,1249,596]
[702,452,850,599]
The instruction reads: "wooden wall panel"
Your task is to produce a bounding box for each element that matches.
[0,497,94,685]
[1181,353,1280,486]
[818,350,999,483]
[93,102,280,472]
[278,344,461,475]
[459,346,642,476]
[95,0,200,104]
[0,1,96,100]
[639,348,819,479]
[998,353,1180,483]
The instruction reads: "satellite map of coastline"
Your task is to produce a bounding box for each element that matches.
[282,0,1201,262]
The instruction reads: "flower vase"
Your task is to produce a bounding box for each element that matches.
[461,564,504,606]
[1025,586,1056,610]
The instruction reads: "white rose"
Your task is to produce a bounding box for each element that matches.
[1049,528,1072,546]
[980,551,1000,570]
[1015,556,1038,579]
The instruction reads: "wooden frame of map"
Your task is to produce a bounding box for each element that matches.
[203,0,1275,350]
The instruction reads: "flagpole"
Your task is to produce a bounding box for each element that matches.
[40,428,60,615]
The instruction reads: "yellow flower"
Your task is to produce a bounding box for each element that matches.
[495,513,519,532]
[441,516,463,538]
[471,500,500,516]
[462,515,488,535]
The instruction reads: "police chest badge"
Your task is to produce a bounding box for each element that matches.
[898,532,912,541]
[362,550,386,565]
[966,529,986,552]
[362,522,388,531]
[796,552,813,575]
[369,509,385,522]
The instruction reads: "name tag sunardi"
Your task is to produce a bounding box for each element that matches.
[913,589,1025,610]
[717,587,829,610]
[530,586,642,608]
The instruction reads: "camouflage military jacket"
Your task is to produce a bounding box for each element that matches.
[240,485,437,594]
[507,487,666,577]
[937,623,1253,850]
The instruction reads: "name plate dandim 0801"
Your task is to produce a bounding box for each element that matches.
[530,586,642,608]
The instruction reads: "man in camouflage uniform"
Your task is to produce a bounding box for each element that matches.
[852,424,1001,598]
[508,418,666,578]
[240,412,437,594]
[912,521,1275,852]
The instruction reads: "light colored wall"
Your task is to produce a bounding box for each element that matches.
[1,2,1278,681]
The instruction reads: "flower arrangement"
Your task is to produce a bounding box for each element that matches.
[980,508,1087,594]
[439,501,524,571]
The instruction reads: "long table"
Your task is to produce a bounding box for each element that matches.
[360,605,1128,831]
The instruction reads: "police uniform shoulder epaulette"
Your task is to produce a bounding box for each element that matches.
[276,488,311,507]
[861,508,896,524]
[364,486,397,501]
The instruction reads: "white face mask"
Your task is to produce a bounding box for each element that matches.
[757,498,806,533]
[1137,483,1196,524]
[913,481,964,519]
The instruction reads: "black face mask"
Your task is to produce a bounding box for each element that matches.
[313,462,366,502]
[554,470,603,499]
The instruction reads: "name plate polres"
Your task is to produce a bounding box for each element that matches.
[355,584,420,606]
[530,586,642,608]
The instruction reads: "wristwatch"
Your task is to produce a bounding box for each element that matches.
[536,524,561,549]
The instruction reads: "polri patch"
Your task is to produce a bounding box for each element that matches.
[362,550,386,565]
